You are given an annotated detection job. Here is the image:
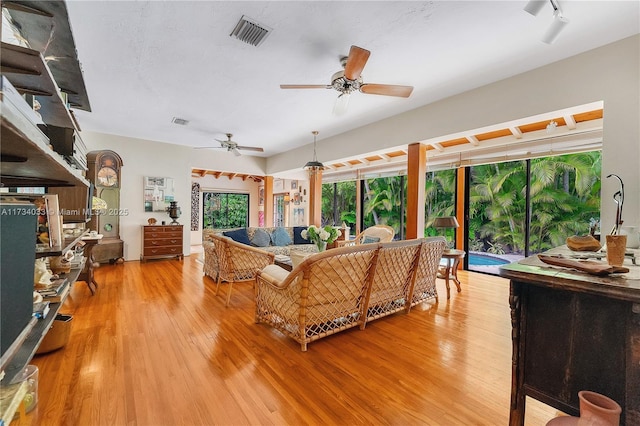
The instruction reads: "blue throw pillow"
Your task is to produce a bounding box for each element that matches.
[223,228,251,246]
[362,235,381,244]
[293,226,312,245]
[271,227,292,247]
[251,228,271,247]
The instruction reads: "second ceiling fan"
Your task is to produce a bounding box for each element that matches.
[195,133,263,156]
[280,45,413,115]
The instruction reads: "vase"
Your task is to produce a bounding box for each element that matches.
[546,391,622,426]
[605,234,627,266]
[578,390,621,425]
[316,241,327,252]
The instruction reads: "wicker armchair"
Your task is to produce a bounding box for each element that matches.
[204,233,274,306]
[337,224,395,247]
[255,244,379,351]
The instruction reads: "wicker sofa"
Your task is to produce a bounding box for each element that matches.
[254,237,446,351]
[202,228,317,306]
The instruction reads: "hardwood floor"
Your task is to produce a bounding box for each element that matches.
[15,256,560,425]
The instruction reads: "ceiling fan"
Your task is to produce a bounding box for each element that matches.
[280,45,414,115]
[195,133,264,156]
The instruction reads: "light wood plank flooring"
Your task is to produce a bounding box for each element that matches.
[14,256,560,425]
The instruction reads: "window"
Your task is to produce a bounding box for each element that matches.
[425,169,457,241]
[202,192,249,229]
[363,176,403,238]
[467,151,601,274]
[321,181,357,234]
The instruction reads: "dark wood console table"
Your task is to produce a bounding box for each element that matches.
[499,246,640,425]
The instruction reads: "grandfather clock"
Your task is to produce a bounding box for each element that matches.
[87,150,124,263]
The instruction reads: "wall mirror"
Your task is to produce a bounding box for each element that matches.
[144,176,175,212]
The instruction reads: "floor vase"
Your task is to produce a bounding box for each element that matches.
[546,390,622,425]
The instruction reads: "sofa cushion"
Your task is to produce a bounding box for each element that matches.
[293,226,312,245]
[223,228,251,246]
[271,227,292,246]
[290,250,313,269]
[363,235,381,244]
[251,228,271,247]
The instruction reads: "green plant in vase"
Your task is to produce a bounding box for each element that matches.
[301,225,341,252]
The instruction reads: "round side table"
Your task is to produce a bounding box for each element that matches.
[438,249,466,299]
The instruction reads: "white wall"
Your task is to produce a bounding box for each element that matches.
[81,132,266,261]
[267,35,640,235]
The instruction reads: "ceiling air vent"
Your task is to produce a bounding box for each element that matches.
[172,117,189,126]
[230,15,272,47]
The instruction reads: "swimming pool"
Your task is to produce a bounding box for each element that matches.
[468,253,510,266]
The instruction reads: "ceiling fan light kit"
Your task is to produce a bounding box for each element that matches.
[524,0,569,44]
[281,45,413,114]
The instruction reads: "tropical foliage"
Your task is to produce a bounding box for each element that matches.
[469,152,601,255]
[321,181,357,231]
[203,192,249,229]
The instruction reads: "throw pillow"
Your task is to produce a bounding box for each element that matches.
[271,227,292,247]
[293,226,313,245]
[290,250,313,269]
[223,228,251,246]
[362,235,381,244]
[251,228,271,247]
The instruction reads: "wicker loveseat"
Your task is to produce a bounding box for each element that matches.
[254,237,446,351]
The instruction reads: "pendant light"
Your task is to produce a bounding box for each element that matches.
[303,131,325,171]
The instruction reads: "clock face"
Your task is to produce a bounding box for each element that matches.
[97,167,118,187]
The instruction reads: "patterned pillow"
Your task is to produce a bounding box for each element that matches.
[251,228,271,247]
[223,228,251,246]
[293,226,312,245]
[271,227,292,247]
[362,235,381,244]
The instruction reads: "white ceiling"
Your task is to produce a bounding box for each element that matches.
[65,1,639,157]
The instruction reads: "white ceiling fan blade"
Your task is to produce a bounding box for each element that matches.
[333,93,350,116]
[280,84,332,89]
[232,147,242,157]
[236,145,264,152]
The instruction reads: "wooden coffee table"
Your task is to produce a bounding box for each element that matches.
[274,256,292,271]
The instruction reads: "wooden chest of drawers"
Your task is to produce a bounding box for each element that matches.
[141,225,183,262]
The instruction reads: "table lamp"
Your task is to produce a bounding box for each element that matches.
[433,216,459,251]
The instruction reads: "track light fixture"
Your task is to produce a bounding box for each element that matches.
[524,0,570,44]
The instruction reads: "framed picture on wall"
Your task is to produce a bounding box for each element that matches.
[291,180,298,190]
[293,192,301,205]
[259,187,264,206]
